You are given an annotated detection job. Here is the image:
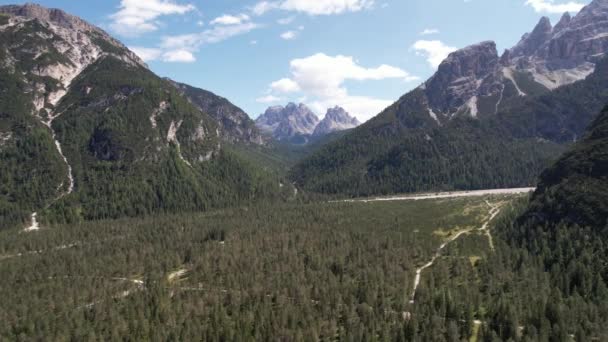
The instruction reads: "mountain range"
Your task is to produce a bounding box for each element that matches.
[291,0,608,196]
[255,103,360,144]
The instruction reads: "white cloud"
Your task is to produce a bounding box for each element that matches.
[420,28,439,35]
[252,0,374,16]
[162,50,196,62]
[130,47,163,62]
[271,78,301,93]
[256,95,283,103]
[252,1,279,15]
[196,20,204,27]
[130,46,196,63]
[130,18,258,64]
[412,40,457,69]
[136,22,258,63]
[250,40,258,45]
[211,14,250,25]
[161,22,259,50]
[264,53,418,121]
[110,0,195,36]
[525,0,585,14]
[280,30,297,40]
[280,0,374,15]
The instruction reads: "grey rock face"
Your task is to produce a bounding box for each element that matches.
[167,80,266,145]
[511,17,553,58]
[0,3,146,116]
[313,106,360,136]
[424,41,500,116]
[542,0,608,69]
[0,3,145,68]
[256,103,319,141]
[416,0,608,122]
[553,12,572,33]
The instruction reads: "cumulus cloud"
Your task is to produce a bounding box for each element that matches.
[271,78,301,93]
[110,0,195,36]
[130,47,163,62]
[130,47,195,63]
[211,14,250,25]
[162,50,196,62]
[412,40,457,69]
[264,53,418,121]
[252,1,278,15]
[280,30,298,40]
[524,0,585,14]
[252,0,374,16]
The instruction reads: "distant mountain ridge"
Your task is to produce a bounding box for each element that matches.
[313,106,360,137]
[255,103,359,144]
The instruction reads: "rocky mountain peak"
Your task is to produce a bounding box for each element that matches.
[424,41,499,114]
[166,79,265,145]
[1,3,91,31]
[255,103,319,141]
[0,3,145,68]
[313,106,360,136]
[439,41,498,77]
[0,2,147,119]
[511,17,553,58]
[553,12,572,33]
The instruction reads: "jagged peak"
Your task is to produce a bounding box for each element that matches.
[510,16,554,58]
[554,12,572,33]
[325,106,359,123]
[0,2,92,31]
[0,2,146,68]
[442,41,497,63]
[572,0,608,21]
[534,16,553,32]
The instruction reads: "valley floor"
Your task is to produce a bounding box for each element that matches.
[0,191,550,340]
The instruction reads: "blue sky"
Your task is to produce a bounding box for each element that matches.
[1,0,591,121]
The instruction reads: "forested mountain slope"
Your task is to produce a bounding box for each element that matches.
[291,0,608,196]
[475,106,608,340]
[0,4,287,228]
[167,79,266,145]
[518,106,608,229]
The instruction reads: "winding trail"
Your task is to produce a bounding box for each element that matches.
[409,201,503,304]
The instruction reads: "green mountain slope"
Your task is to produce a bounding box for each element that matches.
[43,56,286,223]
[477,106,608,341]
[167,79,266,145]
[291,57,608,197]
[520,106,608,228]
[0,5,287,228]
[290,87,564,196]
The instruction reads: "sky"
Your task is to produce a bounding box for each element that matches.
[0,0,592,121]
